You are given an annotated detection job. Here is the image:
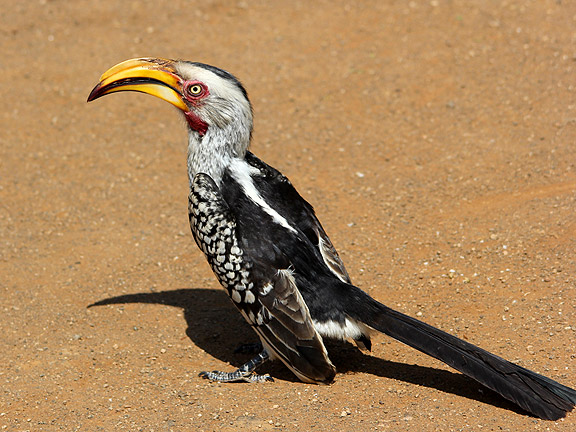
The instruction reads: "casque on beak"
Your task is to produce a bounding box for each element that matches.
[87,57,188,112]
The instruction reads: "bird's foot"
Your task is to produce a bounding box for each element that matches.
[199,350,272,383]
[199,369,273,383]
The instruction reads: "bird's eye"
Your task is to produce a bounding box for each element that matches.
[186,82,206,98]
[189,85,202,95]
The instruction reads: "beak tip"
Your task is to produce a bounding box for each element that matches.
[87,84,101,103]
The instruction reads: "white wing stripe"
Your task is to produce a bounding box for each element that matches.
[229,159,297,233]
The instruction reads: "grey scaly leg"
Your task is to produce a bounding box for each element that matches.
[199,350,273,383]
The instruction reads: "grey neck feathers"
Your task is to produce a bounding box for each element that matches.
[187,120,252,187]
[186,91,253,186]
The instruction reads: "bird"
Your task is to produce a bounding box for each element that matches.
[88,57,576,420]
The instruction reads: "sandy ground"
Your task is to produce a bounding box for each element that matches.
[2,0,576,431]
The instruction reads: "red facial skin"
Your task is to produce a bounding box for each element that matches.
[182,81,209,136]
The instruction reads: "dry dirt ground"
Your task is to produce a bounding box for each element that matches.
[2,1,576,431]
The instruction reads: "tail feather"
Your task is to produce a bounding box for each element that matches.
[352,296,576,420]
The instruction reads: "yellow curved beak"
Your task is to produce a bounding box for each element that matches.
[87,57,188,111]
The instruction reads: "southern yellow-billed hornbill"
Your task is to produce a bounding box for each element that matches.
[88,58,576,420]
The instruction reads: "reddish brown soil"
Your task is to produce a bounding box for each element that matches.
[2,1,575,431]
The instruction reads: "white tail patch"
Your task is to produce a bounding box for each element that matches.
[312,317,370,341]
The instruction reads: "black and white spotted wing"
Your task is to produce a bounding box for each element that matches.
[188,173,336,383]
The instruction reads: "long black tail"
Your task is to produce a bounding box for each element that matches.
[348,294,576,420]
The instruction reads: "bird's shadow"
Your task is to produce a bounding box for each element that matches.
[88,288,525,416]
